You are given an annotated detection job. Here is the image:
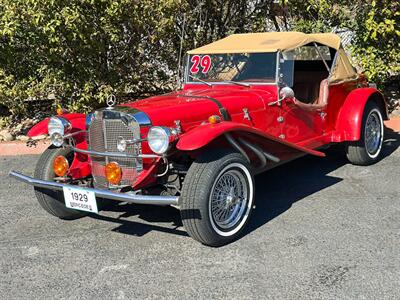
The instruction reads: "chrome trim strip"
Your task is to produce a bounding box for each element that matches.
[102,118,109,166]
[86,107,152,129]
[9,171,179,206]
[64,131,147,143]
[68,146,160,159]
[275,51,280,84]
[132,111,152,127]
[105,106,152,127]
[64,130,87,138]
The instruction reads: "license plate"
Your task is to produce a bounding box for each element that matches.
[63,186,98,214]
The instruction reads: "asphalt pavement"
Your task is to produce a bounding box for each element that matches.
[0,130,399,299]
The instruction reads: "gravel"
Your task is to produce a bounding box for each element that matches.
[0,130,399,299]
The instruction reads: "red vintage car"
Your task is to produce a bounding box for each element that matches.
[10,32,388,246]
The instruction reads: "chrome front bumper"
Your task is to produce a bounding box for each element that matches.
[9,171,179,206]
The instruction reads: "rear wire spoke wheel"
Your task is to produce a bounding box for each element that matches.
[346,101,384,165]
[364,109,383,158]
[180,151,254,247]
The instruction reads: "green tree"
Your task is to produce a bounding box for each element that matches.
[0,0,182,116]
[351,0,400,86]
[0,0,398,121]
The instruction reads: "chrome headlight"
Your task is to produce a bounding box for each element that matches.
[48,117,71,147]
[147,126,171,154]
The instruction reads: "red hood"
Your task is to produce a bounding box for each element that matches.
[121,86,276,127]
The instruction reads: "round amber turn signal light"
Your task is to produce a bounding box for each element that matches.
[53,155,69,177]
[105,162,122,185]
[208,115,221,124]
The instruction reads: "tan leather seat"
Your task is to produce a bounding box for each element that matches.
[315,78,329,106]
[293,79,328,111]
[293,71,327,104]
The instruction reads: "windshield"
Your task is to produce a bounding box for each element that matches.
[185,52,277,84]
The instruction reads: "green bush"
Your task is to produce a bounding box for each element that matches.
[351,0,400,87]
[0,0,398,121]
[0,0,182,117]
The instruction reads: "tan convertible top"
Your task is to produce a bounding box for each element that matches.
[187,32,341,54]
[187,32,357,83]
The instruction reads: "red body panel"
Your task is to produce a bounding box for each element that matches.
[122,85,275,133]
[332,87,387,142]
[28,80,386,186]
[325,81,358,133]
[125,82,385,154]
[176,121,325,157]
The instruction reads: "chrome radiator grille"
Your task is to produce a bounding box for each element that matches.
[88,110,142,189]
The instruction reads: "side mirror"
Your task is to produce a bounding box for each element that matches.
[279,87,295,100]
[269,87,295,106]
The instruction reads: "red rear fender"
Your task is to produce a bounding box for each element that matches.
[333,88,388,142]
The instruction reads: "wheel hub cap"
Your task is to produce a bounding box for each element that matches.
[365,111,383,156]
[210,169,248,230]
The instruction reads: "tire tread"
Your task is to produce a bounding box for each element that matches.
[180,150,254,246]
[345,101,384,166]
[34,147,87,220]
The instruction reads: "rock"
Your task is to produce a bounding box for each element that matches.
[1,132,14,142]
[21,119,35,127]
[16,135,30,141]
[0,129,9,136]
[391,107,400,117]
[14,124,23,132]
[32,134,48,141]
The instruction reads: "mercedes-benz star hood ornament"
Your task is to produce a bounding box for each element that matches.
[106,94,116,109]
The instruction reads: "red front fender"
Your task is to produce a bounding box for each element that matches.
[27,113,86,137]
[333,88,388,142]
[176,121,325,157]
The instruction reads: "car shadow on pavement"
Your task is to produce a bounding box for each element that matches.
[245,152,345,236]
[382,128,400,158]
[92,128,399,242]
[244,129,400,234]
[91,204,187,237]
[244,128,399,236]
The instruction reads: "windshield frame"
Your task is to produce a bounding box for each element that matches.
[184,51,280,86]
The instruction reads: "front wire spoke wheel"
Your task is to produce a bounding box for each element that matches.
[180,151,254,247]
[209,163,251,236]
